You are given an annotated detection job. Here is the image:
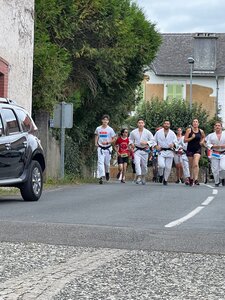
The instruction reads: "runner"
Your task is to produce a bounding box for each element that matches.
[174,127,184,183]
[154,120,177,185]
[95,115,116,184]
[115,128,130,183]
[174,133,190,185]
[184,118,205,186]
[206,121,225,187]
[129,118,155,185]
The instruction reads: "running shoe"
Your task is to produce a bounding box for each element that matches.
[215,183,220,187]
[189,178,194,186]
[105,172,110,181]
[175,179,180,184]
[163,180,168,186]
[159,175,163,183]
[185,178,190,186]
[136,177,142,184]
[99,177,103,184]
[194,180,200,185]
[121,179,126,183]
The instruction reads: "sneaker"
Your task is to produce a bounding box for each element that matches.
[105,172,110,181]
[185,178,190,186]
[159,175,163,183]
[180,178,184,183]
[99,177,103,184]
[215,183,220,187]
[189,178,194,186]
[121,179,126,183]
[142,179,146,185]
[222,179,225,186]
[175,179,180,184]
[136,177,142,184]
[163,179,168,186]
[194,180,200,186]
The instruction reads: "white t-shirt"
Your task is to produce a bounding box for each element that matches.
[95,125,116,147]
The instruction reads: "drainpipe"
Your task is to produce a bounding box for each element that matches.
[216,75,219,117]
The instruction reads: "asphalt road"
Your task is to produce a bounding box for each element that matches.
[0,180,225,254]
[1,180,225,299]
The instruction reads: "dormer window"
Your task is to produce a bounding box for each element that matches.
[193,33,217,71]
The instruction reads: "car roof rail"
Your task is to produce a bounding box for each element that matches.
[0,97,17,104]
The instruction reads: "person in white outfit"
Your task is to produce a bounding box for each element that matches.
[95,115,116,184]
[174,127,184,183]
[154,120,177,185]
[129,118,155,185]
[174,134,190,185]
[206,121,225,187]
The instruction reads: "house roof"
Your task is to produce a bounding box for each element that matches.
[151,33,225,77]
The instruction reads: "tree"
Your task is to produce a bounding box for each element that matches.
[33,0,161,175]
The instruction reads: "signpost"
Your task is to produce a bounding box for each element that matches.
[53,102,73,178]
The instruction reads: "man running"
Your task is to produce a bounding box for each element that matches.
[206,121,225,187]
[95,115,116,184]
[129,118,155,185]
[154,120,177,185]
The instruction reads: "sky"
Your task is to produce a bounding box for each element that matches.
[135,0,225,33]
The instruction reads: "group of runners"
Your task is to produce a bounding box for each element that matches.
[95,114,225,187]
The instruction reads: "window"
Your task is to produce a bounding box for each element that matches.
[165,82,184,100]
[2,108,20,134]
[15,108,35,132]
[0,115,4,136]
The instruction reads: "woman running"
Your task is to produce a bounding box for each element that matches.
[184,118,205,186]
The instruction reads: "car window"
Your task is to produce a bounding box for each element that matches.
[2,108,20,134]
[15,108,37,133]
[0,115,4,136]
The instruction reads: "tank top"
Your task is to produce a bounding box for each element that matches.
[187,129,202,152]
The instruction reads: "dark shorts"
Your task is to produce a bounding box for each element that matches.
[118,156,129,164]
[186,149,201,157]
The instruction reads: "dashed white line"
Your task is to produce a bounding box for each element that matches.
[201,196,214,206]
[165,186,218,228]
[165,206,204,228]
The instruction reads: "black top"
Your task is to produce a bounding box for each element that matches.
[187,129,202,152]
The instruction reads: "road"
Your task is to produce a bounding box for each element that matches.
[0,181,225,299]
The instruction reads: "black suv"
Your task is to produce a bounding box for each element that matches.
[0,98,45,201]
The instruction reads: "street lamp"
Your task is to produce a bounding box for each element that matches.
[188,57,195,109]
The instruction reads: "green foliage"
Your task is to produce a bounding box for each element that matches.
[33,0,161,175]
[128,98,215,134]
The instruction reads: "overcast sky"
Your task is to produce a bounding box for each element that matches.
[135,0,225,33]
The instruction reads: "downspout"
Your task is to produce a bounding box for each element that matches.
[216,75,219,117]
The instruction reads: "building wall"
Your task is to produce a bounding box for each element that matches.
[0,0,34,113]
[144,72,219,120]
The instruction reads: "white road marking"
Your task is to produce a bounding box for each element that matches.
[165,206,204,228]
[201,196,214,206]
[165,185,218,228]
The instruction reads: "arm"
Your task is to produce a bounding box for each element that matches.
[200,129,206,146]
[95,134,99,147]
[184,128,195,143]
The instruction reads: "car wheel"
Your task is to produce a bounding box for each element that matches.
[20,161,43,201]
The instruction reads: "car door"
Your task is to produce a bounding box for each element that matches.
[0,108,27,179]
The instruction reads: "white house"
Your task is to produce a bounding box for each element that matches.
[0,0,35,113]
[144,33,225,123]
